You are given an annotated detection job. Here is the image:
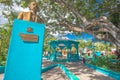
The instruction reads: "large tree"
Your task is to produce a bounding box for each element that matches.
[51,0,120,46]
[0,0,120,47]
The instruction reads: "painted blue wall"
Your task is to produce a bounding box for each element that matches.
[4,19,45,80]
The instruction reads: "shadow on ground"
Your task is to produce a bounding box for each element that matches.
[42,59,114,80]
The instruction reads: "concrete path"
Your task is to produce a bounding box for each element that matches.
[0,74,3,80]
[42,59,69,80]
[42,59,114,80]
[64,62,114,80]
[0,59,114,80]
[42,67,68,80]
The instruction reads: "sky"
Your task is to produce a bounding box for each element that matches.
[54,32,95,41]
[0,3,29,25]
[0,4,8,24]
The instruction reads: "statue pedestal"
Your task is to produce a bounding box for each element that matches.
[4,19,45,80]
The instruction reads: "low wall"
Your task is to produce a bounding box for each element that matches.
[0,66,5,74]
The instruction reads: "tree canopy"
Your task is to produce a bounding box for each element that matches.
[0,0,120,47]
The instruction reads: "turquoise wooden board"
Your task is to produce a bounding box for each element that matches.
[4,19,45,80]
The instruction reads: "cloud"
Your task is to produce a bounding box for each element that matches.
[0,4,8,24]
[0,15,8,24]
[12,3,29,12]
[0,3,29,24]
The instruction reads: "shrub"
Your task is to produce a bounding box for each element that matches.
[90,56,120,73]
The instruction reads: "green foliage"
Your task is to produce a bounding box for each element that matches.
[78,40,116,53]
[0,0,13,6]
[93,42,112,51]
[109,12,120,27]
[108,54,117,59]
[0,24,12,66]
[90,56,120,73]
[0,0,119,33]
[78,40,92,49]
[44,33,57,52]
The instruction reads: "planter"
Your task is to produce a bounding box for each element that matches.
[85,63,120,80]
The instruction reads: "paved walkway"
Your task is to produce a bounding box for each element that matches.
[0,74,3,80]
[42,67,68,80]
[42,59,114,80]
[64,62,114,80]
[0,59,114,80]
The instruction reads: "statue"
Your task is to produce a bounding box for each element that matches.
[17,2,43,23]
[4,2,45,79]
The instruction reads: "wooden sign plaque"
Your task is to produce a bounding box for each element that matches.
[20,33,38,42]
